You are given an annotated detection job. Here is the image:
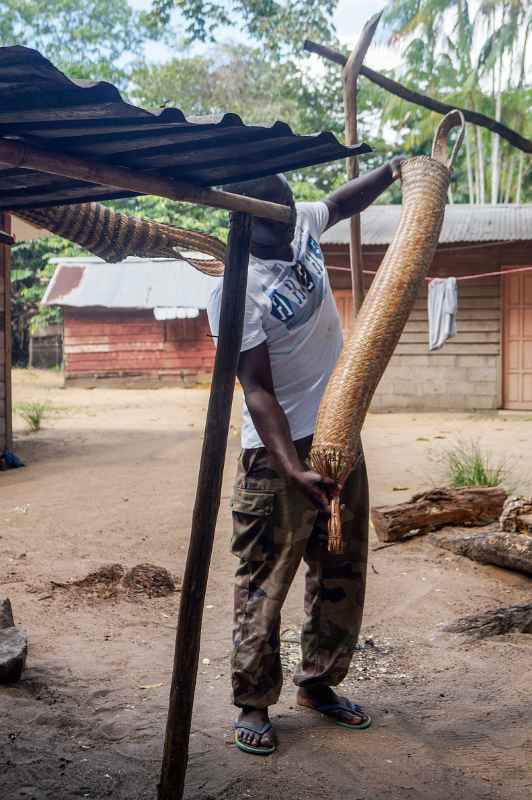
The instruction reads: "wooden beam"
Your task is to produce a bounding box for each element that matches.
[0,229,14,247]
[1,213,12,451]
[0,138,293,223]
[343,11,382,315]
[158,212,252,800]
[304,40,532,154]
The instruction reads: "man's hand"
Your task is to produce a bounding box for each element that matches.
[389,155,407,180]
[289,469,338,514]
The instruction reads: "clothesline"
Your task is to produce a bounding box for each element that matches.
[327,264,532,282]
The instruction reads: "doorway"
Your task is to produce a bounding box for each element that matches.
[503,268,532,409]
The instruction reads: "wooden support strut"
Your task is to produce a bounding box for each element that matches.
[0,138,293,223]
[0,229,14,246]
[304,40,532,155]
[158,213,252,800]
[1,213,12,452]
[342,11,382,315]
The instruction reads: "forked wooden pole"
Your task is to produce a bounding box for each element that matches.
[158,212,251,800]
[342,11,382,315]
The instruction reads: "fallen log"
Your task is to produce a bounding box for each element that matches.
[430,526,532,576]
[499,496,532,533]
[371,487,507,543]
[444,603,532,638]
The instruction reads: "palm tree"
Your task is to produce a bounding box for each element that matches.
[384,0,530,204]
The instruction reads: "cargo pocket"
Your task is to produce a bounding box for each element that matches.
[231,488,275,562]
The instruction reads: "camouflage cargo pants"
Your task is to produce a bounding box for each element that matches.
[230,435,369,709]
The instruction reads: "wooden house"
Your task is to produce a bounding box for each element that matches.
[43,256,219,386]
[322,204,532,412]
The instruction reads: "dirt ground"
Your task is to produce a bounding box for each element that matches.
[1,369,531,800]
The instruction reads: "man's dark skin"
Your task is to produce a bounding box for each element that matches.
[234,159,404,750]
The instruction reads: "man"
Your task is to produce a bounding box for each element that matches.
[208,159,404,755]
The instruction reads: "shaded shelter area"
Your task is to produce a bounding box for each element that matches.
[0,41,369,452]
[0,46,369,211]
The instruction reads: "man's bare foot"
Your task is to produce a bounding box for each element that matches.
[297,685,371,728]
[234,706,276,753]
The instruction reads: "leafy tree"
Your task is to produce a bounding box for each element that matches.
[0,0,155,85]
[384,0,531,204]
[130,43,302,123]
[10,236,84,365]
[149,0,338,58]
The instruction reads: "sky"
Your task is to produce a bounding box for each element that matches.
[127,0,403,72]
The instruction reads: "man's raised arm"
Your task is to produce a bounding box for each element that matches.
[323,156,405,230]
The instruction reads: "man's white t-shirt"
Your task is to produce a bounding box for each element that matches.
[207,201,343,449]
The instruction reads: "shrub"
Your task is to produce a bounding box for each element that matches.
[17,402,48,433]
[443,440,506,488]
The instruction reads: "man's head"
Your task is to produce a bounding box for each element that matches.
[225,174,295,248]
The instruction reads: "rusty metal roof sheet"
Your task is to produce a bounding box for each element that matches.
[42,256,220,310]
[0,46,371,212]
[321,204,532,246]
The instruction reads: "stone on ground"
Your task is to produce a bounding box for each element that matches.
[0,627,28,683]
[0,596,15,629]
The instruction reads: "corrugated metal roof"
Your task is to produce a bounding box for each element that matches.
[0,46,370,211]
[321,204,532,246]
[42,256,220,310]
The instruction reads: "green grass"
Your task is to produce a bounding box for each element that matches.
[16,402,49,432]
[443,440,506,488]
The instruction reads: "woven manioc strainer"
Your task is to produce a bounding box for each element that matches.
[15,202,226,276]
[311,110,466,553]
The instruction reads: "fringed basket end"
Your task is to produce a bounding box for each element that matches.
[328,495,345,554]
[311,444,359,553]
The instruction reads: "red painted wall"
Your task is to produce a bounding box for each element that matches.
[63,308,215,383]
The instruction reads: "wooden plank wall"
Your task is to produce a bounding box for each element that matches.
[63,308,216,386]
[0,213,11,450]
[325,241,532,412]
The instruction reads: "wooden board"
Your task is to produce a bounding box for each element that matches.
[63,309,215,381]
[503,267,532,409]
[0,213,11,450]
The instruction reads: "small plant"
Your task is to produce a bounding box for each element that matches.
[17,402,48,432]
[443,440,506,488]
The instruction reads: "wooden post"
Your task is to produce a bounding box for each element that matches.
[342,11,382,316]
[158,212,252,800]
[0,138,292,224]
[1,213,12,451]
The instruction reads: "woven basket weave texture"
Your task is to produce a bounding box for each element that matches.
[16,203,226,276]
[310,109,465,552]
[312,156,450,480]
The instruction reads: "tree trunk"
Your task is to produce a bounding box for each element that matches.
[431,526,532,576]
[465,127,475,204]
[519,20,531,88]
[490,56,503,204]
[476,126,486,204]
[515,151,524,204]
[503,152,515,204]
[371,487,507,543]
